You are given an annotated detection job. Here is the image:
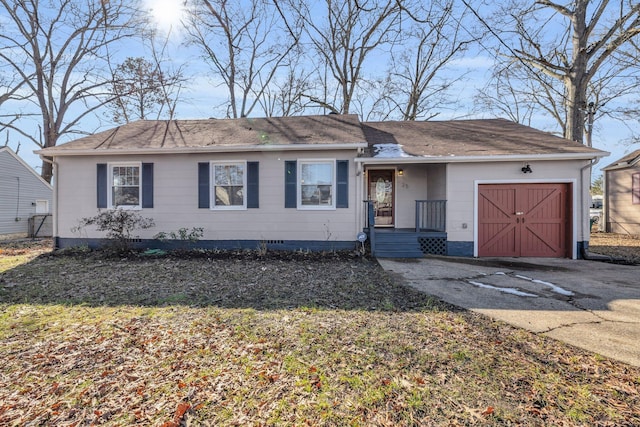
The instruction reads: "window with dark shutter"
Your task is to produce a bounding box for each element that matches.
[97,164,107,208]
[336,160,348,208]
[633,173,640,205]
[247,161,259,208]
[284,160,297,208]
[198,162,210,209]
[142,163,154,208]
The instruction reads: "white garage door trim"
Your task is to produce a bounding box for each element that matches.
[474,179,578,259]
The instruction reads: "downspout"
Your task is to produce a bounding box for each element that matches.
[39,156,58,248]
[580,157,605,260]
[356,161,363,232]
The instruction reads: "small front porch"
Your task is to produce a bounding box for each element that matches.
[364,200,447,258]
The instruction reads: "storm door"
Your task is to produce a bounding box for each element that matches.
[368,170,395,227]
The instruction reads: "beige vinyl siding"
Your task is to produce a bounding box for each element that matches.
[364,164,447,229]
[0,149,53,235]
[392,165,428,228]
[56,150,359,243]
[445,160,590,255]
[605,167,640,235]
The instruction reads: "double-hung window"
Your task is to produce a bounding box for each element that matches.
[299,160,335,209]
[212,161,246,209]
[633,173,640,205]
[110,163,141,209]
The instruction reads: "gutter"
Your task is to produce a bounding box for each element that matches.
[35,142,369,157]
[355,151,609,164]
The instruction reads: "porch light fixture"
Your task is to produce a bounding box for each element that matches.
[521,164,532,174]
[397,168,404,176]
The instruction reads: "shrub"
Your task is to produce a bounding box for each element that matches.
[73,209,155,253]
[154,227,204,243]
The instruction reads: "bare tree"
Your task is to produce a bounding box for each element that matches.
[0,74,30,152]
[378,1,477,121]
[0,0,144,182]
[280,0,407,115]
[184,0,300,118]
[108,57,167,123]
[474,61,565,128]
[475,0,640,144]
[617,38,640,144]
[258,55,314,117]
[147,35,187,122]
[106,55,185,123]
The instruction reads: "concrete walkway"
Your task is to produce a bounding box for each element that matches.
[378,256,640,367]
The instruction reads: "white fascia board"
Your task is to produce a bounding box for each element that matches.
[602,158,640,171]
[355,151,610,164]
[36,142,368,157]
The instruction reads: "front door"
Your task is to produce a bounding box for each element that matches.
[478,183,571,257]
[368,170,394,227]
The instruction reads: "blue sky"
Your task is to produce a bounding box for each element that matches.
[3,0,638,178]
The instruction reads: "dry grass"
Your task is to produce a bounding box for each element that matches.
[1,239,639,426]
[589,232,640,264]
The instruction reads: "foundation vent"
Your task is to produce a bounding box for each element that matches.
[262,240,285,245]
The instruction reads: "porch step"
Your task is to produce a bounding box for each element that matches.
[373,232,424,258]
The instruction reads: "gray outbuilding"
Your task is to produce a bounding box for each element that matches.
[0,147,53,237]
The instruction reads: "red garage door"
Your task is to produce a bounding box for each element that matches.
[478,183,571,257]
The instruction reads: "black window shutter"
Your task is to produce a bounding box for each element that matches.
[284,160,297,208]
[198,162,210,209]
[141,163,154,208]
[336,160,349,208]
[247,161,259,208]
[97,163,107,208]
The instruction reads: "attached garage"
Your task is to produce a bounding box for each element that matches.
[477,183,572,257]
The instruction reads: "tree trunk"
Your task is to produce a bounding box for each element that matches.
[41,159,53,183]
[565,0,588,144]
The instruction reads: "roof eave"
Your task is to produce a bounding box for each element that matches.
[602,156,640,171]
[355,151,609,164]
[36,142,368,157]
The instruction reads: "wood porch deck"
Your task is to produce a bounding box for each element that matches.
[364,200,448,258]
[366,228,447,258]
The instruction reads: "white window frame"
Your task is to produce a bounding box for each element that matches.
[108,162,142,210]
[211,160,247,210]
[298,159,336,210]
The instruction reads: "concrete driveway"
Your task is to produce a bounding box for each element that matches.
[378,256,640,367]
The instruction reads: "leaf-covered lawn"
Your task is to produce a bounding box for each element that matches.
[1,244,639,426]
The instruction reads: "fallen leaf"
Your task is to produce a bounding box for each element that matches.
[482,406,494,416]
[175,402,190,419]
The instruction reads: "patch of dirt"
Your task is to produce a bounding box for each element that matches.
[589,232,640,264]
[1,248,436,311]
[0,238,52,257]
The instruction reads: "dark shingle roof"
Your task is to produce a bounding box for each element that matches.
[40,114,366,153]
[362,119,603,157]
[37,115,606,159]
[602,149,640,170]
